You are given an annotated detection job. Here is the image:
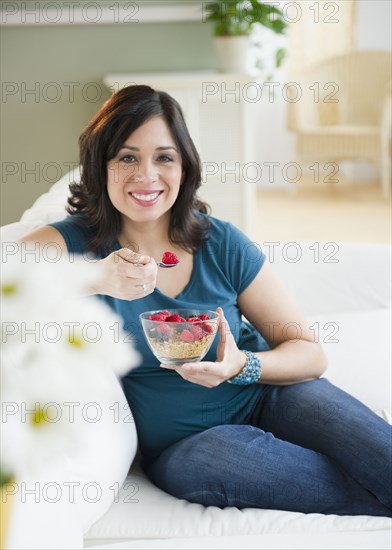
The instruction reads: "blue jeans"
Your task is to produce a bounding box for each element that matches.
[144,379,392,516]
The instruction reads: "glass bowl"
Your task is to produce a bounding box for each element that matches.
[139,309,220,365]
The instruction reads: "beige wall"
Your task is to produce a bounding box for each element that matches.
[1,18,214,224]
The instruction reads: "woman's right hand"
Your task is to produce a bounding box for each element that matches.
[92,248,158,300]
[17,227,158,301]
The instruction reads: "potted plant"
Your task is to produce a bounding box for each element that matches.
[204,0,287,74]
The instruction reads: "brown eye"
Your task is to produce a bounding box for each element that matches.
[120,155,137,163]
[157,155,173,162]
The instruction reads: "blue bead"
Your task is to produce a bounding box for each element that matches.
[227,350,262,385]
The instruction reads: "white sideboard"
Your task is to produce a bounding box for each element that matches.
[104,72,264,238]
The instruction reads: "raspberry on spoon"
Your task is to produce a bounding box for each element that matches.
[161,251,179,266]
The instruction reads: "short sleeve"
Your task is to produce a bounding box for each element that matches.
[48,215,94,255]
[202,218,266,294]
[225,222,266,293]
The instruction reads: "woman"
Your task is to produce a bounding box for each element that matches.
[21,85,391,516]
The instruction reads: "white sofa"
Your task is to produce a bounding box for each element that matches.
[1,172,391,550]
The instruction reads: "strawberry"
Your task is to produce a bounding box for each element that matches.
[199,314,210,321]
[180,329,194,343]
[190,325,204,340]
[162,251,179,265]
[157,323,171,335]
[166,314,186,323]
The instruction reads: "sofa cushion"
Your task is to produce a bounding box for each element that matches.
[84,454,391,545]
[308,308,391,412]
[19,169,79,224]
[84,531,392,550]
[271,242,391,315]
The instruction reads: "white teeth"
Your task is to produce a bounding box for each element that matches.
[131,192,160,201]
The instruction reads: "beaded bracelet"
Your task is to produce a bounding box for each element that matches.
[227,350,262,385]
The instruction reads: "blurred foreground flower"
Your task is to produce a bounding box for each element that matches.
[0,255,140,482]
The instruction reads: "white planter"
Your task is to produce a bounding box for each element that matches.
[214,35,250,74]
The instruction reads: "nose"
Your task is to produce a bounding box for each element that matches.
[132,159,158,184]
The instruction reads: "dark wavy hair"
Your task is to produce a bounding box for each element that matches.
[67,85,210,255]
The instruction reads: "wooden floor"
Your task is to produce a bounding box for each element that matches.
[255,180,391,244]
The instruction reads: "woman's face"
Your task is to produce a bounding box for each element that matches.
[107,116,183,225]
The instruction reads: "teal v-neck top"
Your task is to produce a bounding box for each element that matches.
[49,214,269,462]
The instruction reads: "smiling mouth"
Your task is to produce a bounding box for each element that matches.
[129,191,162,202]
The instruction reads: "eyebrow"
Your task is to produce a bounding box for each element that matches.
[120,145,179,152]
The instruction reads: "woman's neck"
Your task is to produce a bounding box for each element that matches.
[118,214,172,257]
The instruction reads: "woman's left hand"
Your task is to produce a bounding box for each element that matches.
[160,307,245,388]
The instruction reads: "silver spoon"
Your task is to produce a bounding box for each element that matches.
[132,261,179,269]
[156,261,179,268]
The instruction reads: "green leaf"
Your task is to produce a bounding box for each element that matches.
[204,0,287,36]
[270,19,287,34]
[275,47,286,68]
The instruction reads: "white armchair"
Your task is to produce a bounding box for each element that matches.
[289,50,392,198]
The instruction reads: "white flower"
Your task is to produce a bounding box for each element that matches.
[1,254,140,479]
[1,256,139,376]
[1,363,79,478]
[1,255,91,320]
